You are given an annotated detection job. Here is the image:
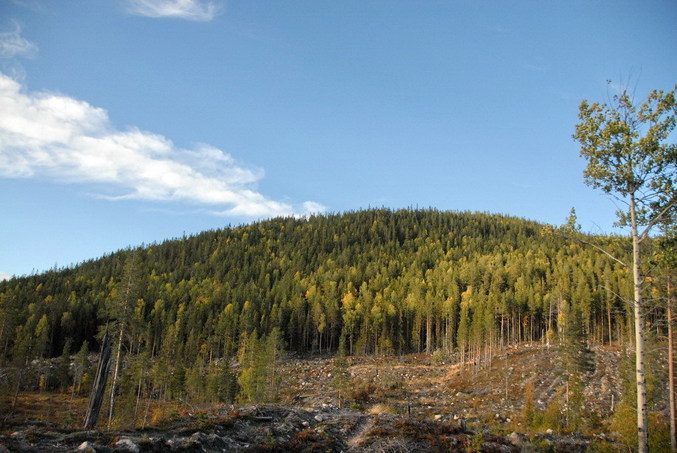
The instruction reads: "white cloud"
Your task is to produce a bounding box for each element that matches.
[0,271,12,281]
[0,21,37,81]
[300,201,327,216]
[0,21,37,59]
[126,0,223,21]
[0,73,325,218]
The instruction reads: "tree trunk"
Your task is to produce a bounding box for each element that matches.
[500,312,505,348]
[668,275,676,452]
[426,312,432,354]
[84,328,112,430]
[107,324,125,429]
[630,196,649,453]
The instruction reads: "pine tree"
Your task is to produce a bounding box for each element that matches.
[237,329,282,403]
[333,335,351,408]
[559,301,594,431]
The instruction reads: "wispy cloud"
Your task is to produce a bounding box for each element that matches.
[0,21,37,58]
[524,63,546,73]
[0,73,325,218]
[126,0,223,21]
[0,271,11,281]
[0,20,37,80]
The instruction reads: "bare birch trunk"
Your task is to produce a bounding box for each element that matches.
[630,196,649,453]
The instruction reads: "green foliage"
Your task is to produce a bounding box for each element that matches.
[206,361,238,404]
[574,85,676,213]
[560,302,594,377]
[565,375,585,432]
[610,395,636,450]
[616,411,675,453]
[648,413,672,453]
[73,340,90,395]
[522,381,536,428]
[587,438,619,453]
[574,84,676,451]
[237,328,282,403]
[0,209,646,408]
[466,431,485,453]
[540,391,566,434]
[333,335,351,407]
[169,366,186,399]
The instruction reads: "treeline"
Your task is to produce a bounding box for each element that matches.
[0,209,666,426]
[0,209,661,401]
[0,209,665,414]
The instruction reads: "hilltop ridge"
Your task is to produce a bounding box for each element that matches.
[1,208,671,451]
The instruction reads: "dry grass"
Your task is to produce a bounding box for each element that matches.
[5,344,627,437]
[2,392,87,430]
[368,403,396,415]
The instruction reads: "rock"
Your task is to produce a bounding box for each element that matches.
[546,428,553,435]
[508,431,524,446]
[76,441,97,452]
[433,414,443,420]
[314,414,324,422]
[188,432,233,450]
[114,437,139,452]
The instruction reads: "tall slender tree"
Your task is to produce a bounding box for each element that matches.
[656,221,677,452]
[105,253,141,428]
[573,84,676,453]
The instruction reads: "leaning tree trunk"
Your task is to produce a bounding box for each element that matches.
[107,324,125,429]
[84,328,113,430]
[630,197,649,453]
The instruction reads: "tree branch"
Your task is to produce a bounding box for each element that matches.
[638,198,676,243]
[560,232,630,269]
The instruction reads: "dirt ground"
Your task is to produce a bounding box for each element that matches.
[1,343,636,452]
[278,343,627,431]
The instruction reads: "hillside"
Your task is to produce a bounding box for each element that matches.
[0,209,672,449]
[0,209,636,358]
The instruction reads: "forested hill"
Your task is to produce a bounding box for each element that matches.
[1,209,634,365]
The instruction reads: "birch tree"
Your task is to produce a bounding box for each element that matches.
[573,84,676,453]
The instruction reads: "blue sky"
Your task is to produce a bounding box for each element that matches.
[1,0,675,279]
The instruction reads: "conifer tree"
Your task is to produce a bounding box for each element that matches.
[73,340,90,396]
[333,335,351,408]
[656,221,677,451]
[105,253,141,428]
[237,329,282,403]
[560,302,594,431]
